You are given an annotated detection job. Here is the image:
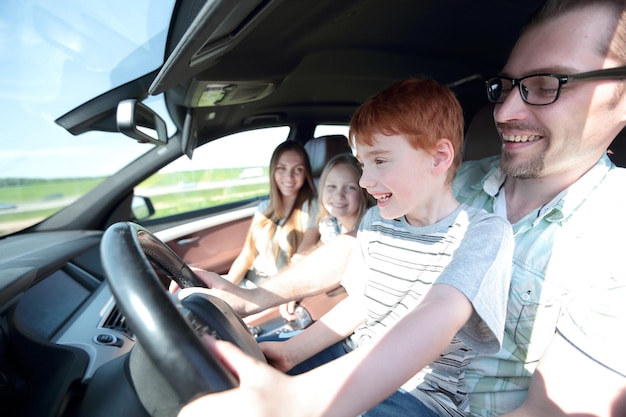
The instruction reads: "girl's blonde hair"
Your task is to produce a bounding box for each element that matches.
[316,153,373,231]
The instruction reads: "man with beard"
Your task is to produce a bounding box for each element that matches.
[452,0,626,415]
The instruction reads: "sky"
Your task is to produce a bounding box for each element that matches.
[0,1,351,180]
[0,0,175,179]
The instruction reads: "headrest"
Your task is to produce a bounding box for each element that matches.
[463,104,502,161]
[304,134,353,178]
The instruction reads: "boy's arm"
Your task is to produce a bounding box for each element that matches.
[179,284,473,417]
[256,233,353,301]
[296,284,473,417]
[191,233,354,316]
[295,227,321,256]
[261,294,364,372]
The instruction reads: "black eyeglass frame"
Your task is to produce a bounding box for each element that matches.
[486,65,626,106]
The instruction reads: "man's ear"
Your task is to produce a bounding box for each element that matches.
[432,138,454,174]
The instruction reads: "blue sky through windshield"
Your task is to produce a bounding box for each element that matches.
[0,0,176,178]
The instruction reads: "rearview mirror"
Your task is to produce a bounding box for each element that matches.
[117,99,168,145]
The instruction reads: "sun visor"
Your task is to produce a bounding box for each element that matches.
[149,0,275,96]
[185,80,275,107]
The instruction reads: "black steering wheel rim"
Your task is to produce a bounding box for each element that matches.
[100,221,247,402]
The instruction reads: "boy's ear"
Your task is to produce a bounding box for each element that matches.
[431,138,454,174]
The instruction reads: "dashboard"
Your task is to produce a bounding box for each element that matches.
[0,230,138,416]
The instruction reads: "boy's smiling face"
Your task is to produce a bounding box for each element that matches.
[357,133,443,225]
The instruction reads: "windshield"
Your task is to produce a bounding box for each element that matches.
[0,1,176,237]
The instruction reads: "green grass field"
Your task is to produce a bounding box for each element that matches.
[0,177,105,202]
[139,168,247,187]
[137,168,269,218]
[146,183,269,217]
[0,168,270,236]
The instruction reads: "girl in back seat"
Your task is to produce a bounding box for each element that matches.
[280,153,374,320]
[315,153,373,245]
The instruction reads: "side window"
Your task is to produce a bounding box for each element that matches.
[136,127,289,220]
[314,125,350,140]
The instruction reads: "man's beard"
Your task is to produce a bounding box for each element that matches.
[500,150,545,179]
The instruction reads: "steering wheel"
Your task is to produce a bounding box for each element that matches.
[100,221,265,406]
[136,222,209,289]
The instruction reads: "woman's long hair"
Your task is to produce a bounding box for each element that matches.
[243,141,316,268]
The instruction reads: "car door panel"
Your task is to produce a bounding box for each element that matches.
[156,207,255,275]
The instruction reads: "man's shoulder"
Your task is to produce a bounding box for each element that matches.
[453,156,501,206]
[581,164,626,209]
[454,156,500,188]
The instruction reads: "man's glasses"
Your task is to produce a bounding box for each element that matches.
[486,65,626,106]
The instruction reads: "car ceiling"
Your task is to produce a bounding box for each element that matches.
[57,0,546,149]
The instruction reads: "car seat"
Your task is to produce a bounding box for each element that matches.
[462,104,501,161]
[304,134,353,186]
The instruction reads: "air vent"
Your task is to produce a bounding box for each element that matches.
[102,305,134,339]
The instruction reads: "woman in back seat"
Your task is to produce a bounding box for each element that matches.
[226,141,318,288]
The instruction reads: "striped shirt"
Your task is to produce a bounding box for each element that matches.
[342,203,513,416]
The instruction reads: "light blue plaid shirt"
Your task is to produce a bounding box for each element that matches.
[453,153,626,416]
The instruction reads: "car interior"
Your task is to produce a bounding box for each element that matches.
[3,1,625,416]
